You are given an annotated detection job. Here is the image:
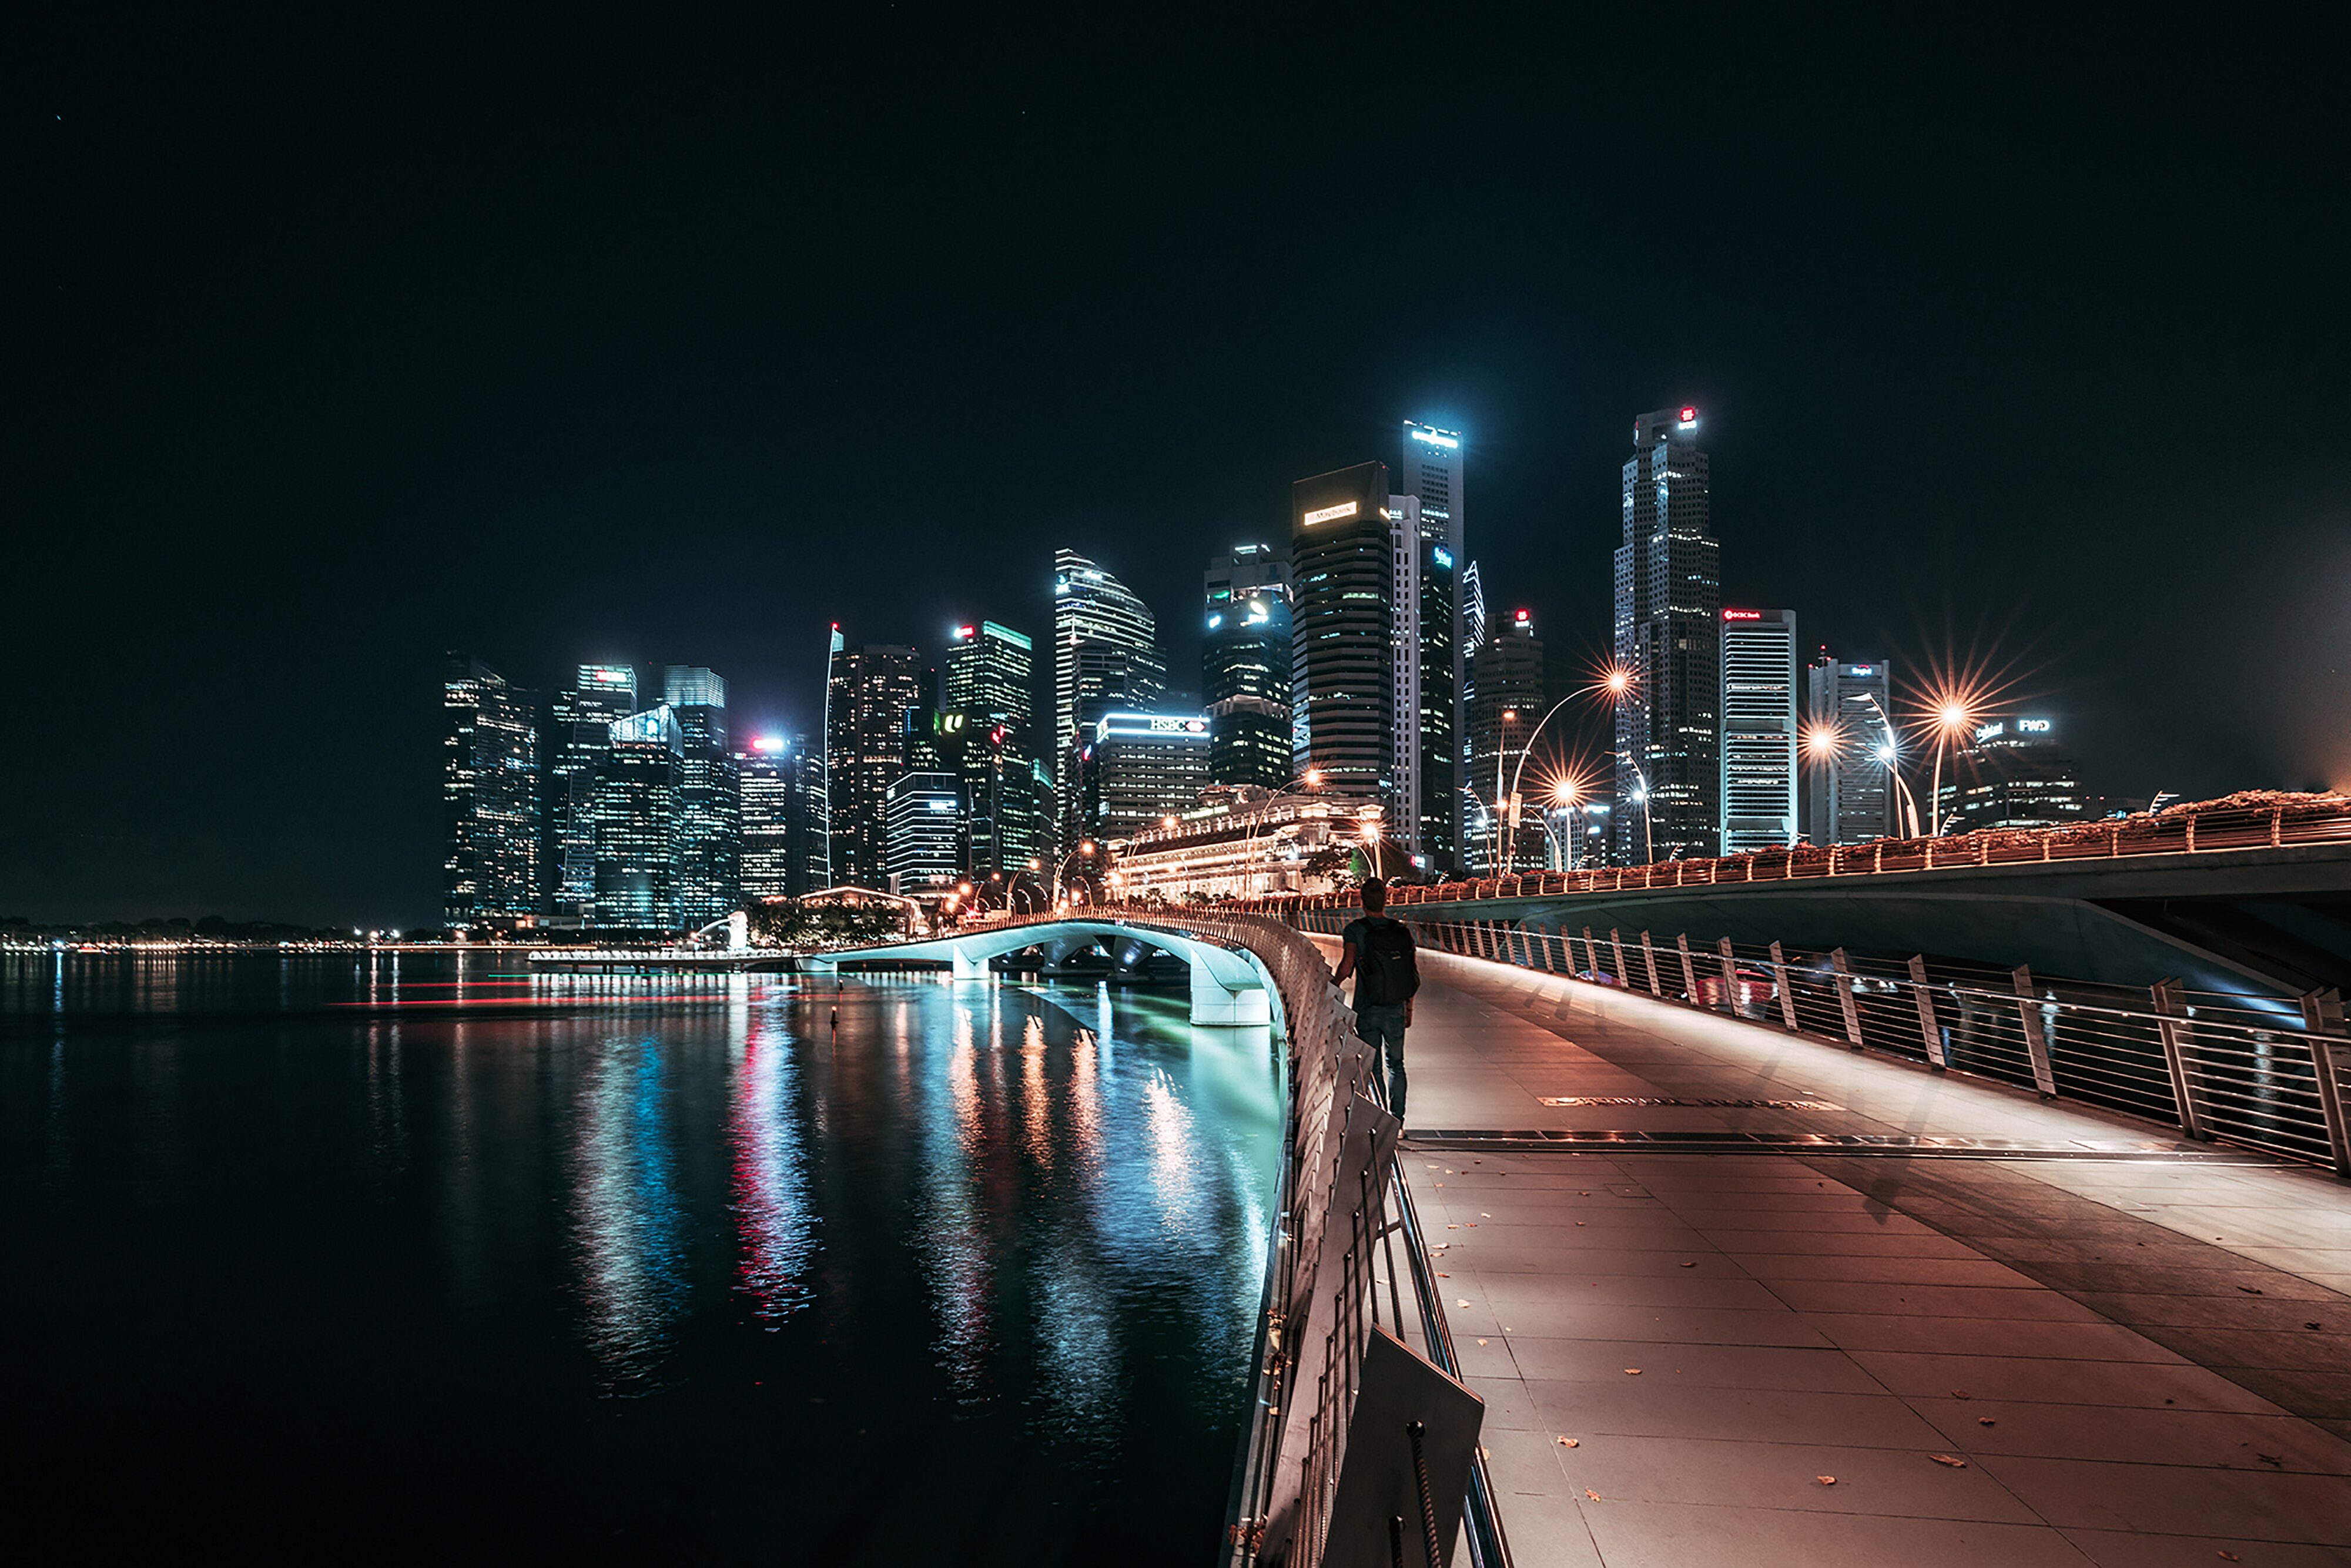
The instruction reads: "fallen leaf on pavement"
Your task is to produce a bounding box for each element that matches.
[1679,1261,1697,1268]
[2218,1553,2240,1562]
[1978,1418,1996,1426]
[1584,1489,1602,1502]
[1624,1368,1642,1375]
[1815,1475,1836,1486]
[2256,1453,2283,1467]
[2237,1285,2263,1295]
[1951,1390,1970,1399]
[1930,1454,1967,1468]
[2309,1322,2323,1331]
[1558,1437,1578,1448]
[1458,1299,1471,1308]
[1476,1338,1488,1346]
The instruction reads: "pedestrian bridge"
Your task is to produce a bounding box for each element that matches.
[805,917,1279,1026]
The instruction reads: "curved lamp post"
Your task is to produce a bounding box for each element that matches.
[1239,769,1324,897]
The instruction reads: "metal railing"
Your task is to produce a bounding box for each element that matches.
[1282,908,2351,1177]
[1262,797,2351,913]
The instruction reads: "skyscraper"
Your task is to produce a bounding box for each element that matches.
[1399,421,1465,872]
[1938,717,2088,832]
[1203,544,1294,790]
[543,664,635,922]
[1720,609,1799,853]
[944,621,1034,741]
[1079,711,1213,840]
[737,732,824,901]
[825,641,923,889]
[1291,463,1394,801]
[1804,654,1897,846]
[1613,406,1722,862]
[942,619,1045,876]
[442,655,541,927]
[1464,610,1548,873]
[664,665,740,924]
[883,771,964,897]
[1054,550,1164,844]
[592,703,682,926]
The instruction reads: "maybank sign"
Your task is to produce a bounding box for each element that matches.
[1302,500,1358,525]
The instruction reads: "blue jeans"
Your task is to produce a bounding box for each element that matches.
[1354,1002,1410,1120]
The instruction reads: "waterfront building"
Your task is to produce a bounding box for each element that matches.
[883,770,964,897]
[825,641,923,889]
[1054,550,1165,849]
[1108,786,1377,901]
[1080,710,1213,841]
[542,664,635,922]
[592,703,682,926]
[1612,406,1722,862]
[1204,544,1294,790]
[1291,462,1394,802]
[1804,654,1897,845]
[738,732,825,901]
[1937,716,2089,832]
[1399,421,1466,872]
[1463,609,1548,873]
[664,665,741,924]
[1720,609,1799,853]
[442,655,542,927]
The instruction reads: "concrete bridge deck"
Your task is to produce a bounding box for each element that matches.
[1327,937,2351,1566]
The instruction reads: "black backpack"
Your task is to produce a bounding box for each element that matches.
[1354,917,1421,1007]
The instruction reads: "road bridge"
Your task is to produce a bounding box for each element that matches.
[1296,800,2351,998]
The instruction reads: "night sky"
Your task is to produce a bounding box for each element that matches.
[10,6,2350,927]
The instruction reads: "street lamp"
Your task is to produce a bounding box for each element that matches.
[1358,810,1385,880]
[1856,693,1923,839]
[1548,777,1585,871]
[1499,692,1589,872]
[1616,750,1656,867]
[1923,691,1980,837]
[1240,768,1325,898]
[1051,840,1097,902]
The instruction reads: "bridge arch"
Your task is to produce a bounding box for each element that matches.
[805,919,1275,1027]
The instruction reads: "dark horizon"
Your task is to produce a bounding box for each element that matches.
[11,7,2350,927]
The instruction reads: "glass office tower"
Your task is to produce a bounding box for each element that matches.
[825,642,923,889]
[1720,609,1799,852]
[1204,544,1294,790]
[442,654,540,929]
[1399,421,1465,873]
[592,703,682,927]
[1805,654,1897,845]
[544,664,635,922]
[1290,463,1394,800]
[1612,406,1722,862]
[1054,550,1164,849]
[662,665,740,924]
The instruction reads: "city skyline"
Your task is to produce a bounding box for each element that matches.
[12,12,2349,926]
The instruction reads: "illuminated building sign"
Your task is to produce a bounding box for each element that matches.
[1849,665,1873,675]
[926,798,957,813]
[1976,722,2005,742]
[751,735,786,753]
[934,712,970,735]
[1408,428,1461,449]
[1723,609,1761,621]
[590,668,629,684]
[1513,608,1530,622]
[1207,614,1222,629]
[1097,713,1210,739]
[1302,501,1358,525]
[955,625,976,640]
[1431,546,1454,569]
[2018,718,2051,733]
[1678,406,1698,427]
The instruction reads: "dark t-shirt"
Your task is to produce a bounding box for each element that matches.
[1342,915,1411,1009]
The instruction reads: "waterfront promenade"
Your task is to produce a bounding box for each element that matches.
[1308,937,2351,1566]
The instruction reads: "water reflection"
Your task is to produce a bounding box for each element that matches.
[571,1036,688,1391]
[730,1018,818,1324]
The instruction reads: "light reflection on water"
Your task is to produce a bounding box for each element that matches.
[3,953,1281,1561]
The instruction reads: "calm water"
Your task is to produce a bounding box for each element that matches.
[1,953,1282,1562]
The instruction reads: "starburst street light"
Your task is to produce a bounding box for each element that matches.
[1919,682,1986,837]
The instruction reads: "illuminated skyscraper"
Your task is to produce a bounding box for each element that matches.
[825,641,922,889]
[944,621,1034,740]
[1805,654,1897,845]
[1291,463,1394,800]
[664,665,740,924]
[1054,550,1164,843]
[543,664,635,922]
[1464,611,1547,873]
[884,771,964,896]
[442,654,541,927]
[1079,711,1213,840]
[1204,544,1293,790]
[1938,716,2087,832]
[1612,406,1721,862]
[592,703,682,926]
[1399,421,1465,872]
[1720,609,1799,852]
[737,732,824,901]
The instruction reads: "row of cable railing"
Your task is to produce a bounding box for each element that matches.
[1284,907,2351,1177]
[1266,796,2351,913]
[802,906,1509,1567]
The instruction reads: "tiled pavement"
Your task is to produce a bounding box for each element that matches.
[1325,940,2351,1567]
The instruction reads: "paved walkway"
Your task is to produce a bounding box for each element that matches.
[1314,939,2351,1567]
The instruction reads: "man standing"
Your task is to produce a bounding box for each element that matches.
[1331,876,1421,1123]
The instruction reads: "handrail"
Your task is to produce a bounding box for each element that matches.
[1231,796,2351,915]
[1287,907,2351,1180]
